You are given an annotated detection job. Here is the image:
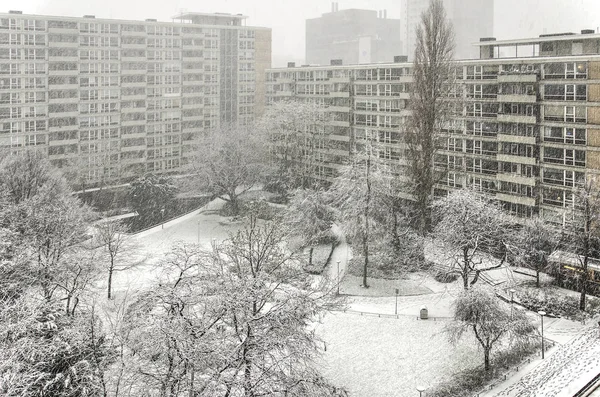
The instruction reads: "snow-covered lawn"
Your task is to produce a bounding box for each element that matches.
[316,312,480,397]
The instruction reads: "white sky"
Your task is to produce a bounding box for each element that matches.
[7,0,600,66]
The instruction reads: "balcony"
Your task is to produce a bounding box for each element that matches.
[543,157,585,168]
[497,94,537,103]
[497,74,538,83]
[497,134,537,145]
[496,173,536,187]
[497,114,537,124]
[497,153,537,166]
[496,193,536,207]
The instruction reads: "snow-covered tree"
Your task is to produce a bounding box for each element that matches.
[406,0,455,234]
[94,219,142,299]
[190,124,269,216]
[447,288,535,371]
[128,173,177,226]
[566,178,600,310]
[512,217,560,288]
[432,189,512,290]
[126,215,342,396]
[259,99,330,192]
[328,147,390,288]
[284,189,336,267]
[0,150,58,204]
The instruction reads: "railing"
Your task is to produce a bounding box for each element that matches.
[543,94,587,101]
[543,157,586,167]
[543,136,586,145]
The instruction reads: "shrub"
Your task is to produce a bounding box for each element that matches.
[429,340,540,397]
[434,271,458,283]
[515,287,600,321]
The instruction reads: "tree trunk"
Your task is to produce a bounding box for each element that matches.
[536,268,540,288]
[580,274,587,311]
[308,246,314,267]
[462,247,470,290]
[108,268,114,300]
[362,154,371,289]
[230,194,240,216]
[362,233,369,289]
[65,294,71,315]
[391,209,401,258]
[484,348,491,371]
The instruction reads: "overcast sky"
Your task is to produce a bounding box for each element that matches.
[8,0,600,66]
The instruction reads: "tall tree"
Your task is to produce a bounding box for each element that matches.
[329,143,389,288]
[432,189,511,290]
[447,289,535,371]
[406,0,455,234]
[94,219,141,299]
[190,124,268,216]
[259,100,330,192]
[567,178,600,310]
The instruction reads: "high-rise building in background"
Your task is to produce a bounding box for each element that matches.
[0,10,271,188]
[267,30,600,226]
[306,3,403,66]
[402,0,494,60]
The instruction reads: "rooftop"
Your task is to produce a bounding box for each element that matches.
[171,12,248,21]
[475,30,600,47]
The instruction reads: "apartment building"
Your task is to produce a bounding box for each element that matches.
[0,10,271,187]
[266,31,600,226]
[306,4,402,65]
[401,0,494,60]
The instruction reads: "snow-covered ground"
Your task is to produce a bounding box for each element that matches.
[100,198,595,397]
[315,312,479,397]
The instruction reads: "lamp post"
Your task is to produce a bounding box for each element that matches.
[538,310,546,359]
[416,385,427,397]
[509,289,516,319]
[336,260,341,295]
[160,208,165,229]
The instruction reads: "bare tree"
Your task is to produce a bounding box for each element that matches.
[190,124,269,216]
[432,189,511,290]
[567,178,600,310]
[406,0,455,234]
[94,219,141,299]
[447,288,535,371]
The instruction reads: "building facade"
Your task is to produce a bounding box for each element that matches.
[306,5,402,66]
[0,10,271,187]
[266,32,600,226]
[402,0,494,60]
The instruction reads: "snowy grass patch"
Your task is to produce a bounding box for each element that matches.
[316,312,478,397]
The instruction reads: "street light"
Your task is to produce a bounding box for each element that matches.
[416,385,427,397]
[160,208,165,229]
[538,310,546,359]
[336,260,341,295]
[197,220,201,244]
[509,289,516,319]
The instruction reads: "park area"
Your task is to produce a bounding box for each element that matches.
[98,194,597,397]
